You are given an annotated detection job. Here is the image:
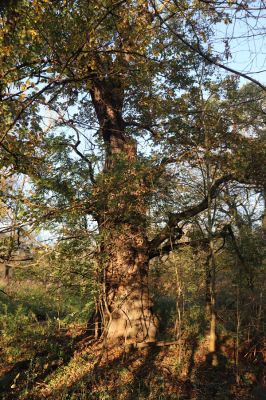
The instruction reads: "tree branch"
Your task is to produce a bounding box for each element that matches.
[149,223,230,259]
[151,2,266,91]
[148,174,233,254]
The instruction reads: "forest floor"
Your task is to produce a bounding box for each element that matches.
[1,321,264,399]
[0,280,265,400]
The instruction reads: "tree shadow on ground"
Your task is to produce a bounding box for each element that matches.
[181,333,200,400]
[3,334,261,400]
[0,333,75,400]
[187,334,199,380]
[193,351,235,400]
[58,342,203,400]
[124,345,160,400]
[30,340,192,400]
[187,333,265,400]
[49,343,162,400]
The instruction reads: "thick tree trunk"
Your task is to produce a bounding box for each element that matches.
[89,78,158,346]
[103,225,158,345]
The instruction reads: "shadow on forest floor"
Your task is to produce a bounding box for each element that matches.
[193,351,233,400]
[0,332,75,400]
[0,335,263,400]
[36,344,170,400]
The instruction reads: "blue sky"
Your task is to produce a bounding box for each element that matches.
[211,3,266,86]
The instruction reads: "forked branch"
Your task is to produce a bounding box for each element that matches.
[148,174,233,257]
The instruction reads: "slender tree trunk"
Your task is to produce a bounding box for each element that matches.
[89,78,158,346]
[262,185,266,233]
[235,284,240,384]
[174,262,183,363]
[204,116,218,365]
[205,243,217,362]
[205,253,212,317]
[4,264,11,283]
[208,240,217,361]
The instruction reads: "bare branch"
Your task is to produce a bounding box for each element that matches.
[149,174,233,253]
[151,2,266,91]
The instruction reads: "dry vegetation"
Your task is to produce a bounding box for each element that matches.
[0,254,265,400]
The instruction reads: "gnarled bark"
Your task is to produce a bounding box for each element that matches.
[103,225,158,345]
[89,77,158,345]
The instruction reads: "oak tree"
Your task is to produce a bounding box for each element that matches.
[0,0,265,346]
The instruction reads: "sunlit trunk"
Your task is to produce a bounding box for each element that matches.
[206,241,218,366]
[103,226,157,345]
[89,79,158,346]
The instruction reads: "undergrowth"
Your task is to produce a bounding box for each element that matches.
[0,279,264,400]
